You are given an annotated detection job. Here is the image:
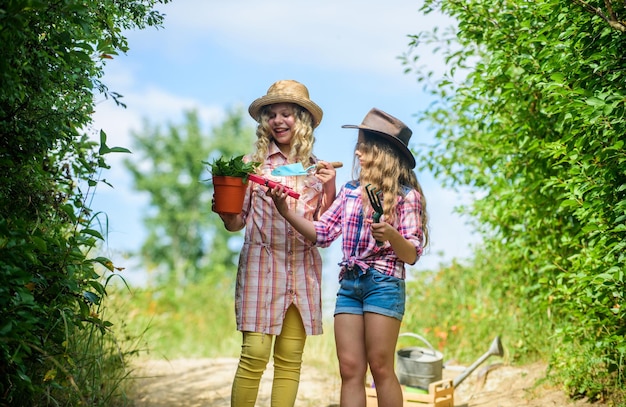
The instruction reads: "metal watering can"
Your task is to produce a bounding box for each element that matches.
[396,333,444,390]
[396,333,504,390]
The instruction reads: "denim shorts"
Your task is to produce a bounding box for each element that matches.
[334,268,405,321]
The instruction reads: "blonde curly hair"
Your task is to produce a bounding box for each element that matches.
[354,130,429,247]
[250,103,316,167]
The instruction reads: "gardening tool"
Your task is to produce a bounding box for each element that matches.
[452,335,504,388]
[365,184,384,246]
[248,174,300,199]
[271,161,343,177]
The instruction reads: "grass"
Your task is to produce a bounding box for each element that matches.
[104,257,529,378]
[302,321,339,373]
[33,282,145,407]
[406,254,535,363]
[63,238,626,405]
[107,278,340,367]
[106,273,241,361]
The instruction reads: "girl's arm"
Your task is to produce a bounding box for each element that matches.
[314,161,337,215]
[371,222,418,264]
[217,213,245,231]
[267,186,317,243]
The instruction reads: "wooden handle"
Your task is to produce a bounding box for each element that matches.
[315,161,343,170]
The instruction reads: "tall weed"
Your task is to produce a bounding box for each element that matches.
[107,271,240,360]
[53,284,142,406]
[106,275,341,379]
[401,251,553,366]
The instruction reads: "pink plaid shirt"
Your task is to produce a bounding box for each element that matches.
[235,143,324,335]
[313,181,424,281]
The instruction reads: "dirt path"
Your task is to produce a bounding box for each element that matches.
[129,358,603,407]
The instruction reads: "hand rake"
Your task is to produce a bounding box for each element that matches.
[365,184,384,246]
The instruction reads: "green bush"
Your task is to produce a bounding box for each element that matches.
[0,0,169,404]
[405,0,626,402]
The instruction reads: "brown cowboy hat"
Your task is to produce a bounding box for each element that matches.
[248,80,323,128]
[342,108,416,168]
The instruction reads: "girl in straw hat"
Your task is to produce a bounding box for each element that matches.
[215,79,337,407]
[268,108,429,407]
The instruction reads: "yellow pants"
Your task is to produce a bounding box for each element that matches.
[231,305,307,407]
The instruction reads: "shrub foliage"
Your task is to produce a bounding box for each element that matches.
[0,0,169,404]
[405,0,625,401]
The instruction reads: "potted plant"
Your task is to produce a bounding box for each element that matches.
[204,155,260,214]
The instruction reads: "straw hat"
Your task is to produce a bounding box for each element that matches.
[248,80,323,128]
[342,108,416,168]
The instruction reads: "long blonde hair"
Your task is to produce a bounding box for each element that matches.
[250,104,316,167]
[354,130,429,247]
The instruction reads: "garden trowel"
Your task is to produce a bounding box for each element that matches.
[271,161,343,177]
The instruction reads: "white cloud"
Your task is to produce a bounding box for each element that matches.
[94,85,224,144]
[91,81,226,177]
[142,0,456,77]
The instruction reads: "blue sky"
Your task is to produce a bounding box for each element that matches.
[90,0,480,289]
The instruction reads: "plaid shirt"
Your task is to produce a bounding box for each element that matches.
[313,181,424,281]
[235,143,324,335]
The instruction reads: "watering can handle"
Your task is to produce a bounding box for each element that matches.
[399,333,438,356]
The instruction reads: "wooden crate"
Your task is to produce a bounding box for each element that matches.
[365,379,454,407]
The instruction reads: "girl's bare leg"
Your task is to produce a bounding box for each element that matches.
[364,312,403,407]
[335,313,368,407]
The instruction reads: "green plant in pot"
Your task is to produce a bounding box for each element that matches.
[204,155,261,214]
[205,155,261,181]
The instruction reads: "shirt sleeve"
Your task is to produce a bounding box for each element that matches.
[313,184,346,248]
[397,188,425,262]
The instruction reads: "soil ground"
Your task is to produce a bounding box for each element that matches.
[128,357,605,407]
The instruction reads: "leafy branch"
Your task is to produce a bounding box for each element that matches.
[572,0,626,32]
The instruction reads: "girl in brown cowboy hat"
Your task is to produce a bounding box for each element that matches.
[268,108,429,407]
[215,79,337,407]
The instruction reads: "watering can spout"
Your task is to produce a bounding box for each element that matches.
[452,336,504,388]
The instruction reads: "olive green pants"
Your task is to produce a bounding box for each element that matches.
[231,305,306,407]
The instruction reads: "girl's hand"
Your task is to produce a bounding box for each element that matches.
[368,219,400,244]
[266,184,290,215]
[218,212,239,223]
[212,197,244,231]
[315,161,337,215]
[267,183,319,243]
[314,161,337,184]
[367,218,418,264]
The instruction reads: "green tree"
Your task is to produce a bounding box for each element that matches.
[406,0,625,401]
[0,0,169,404]
[124,108,256,286]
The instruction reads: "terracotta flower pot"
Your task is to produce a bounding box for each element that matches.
[212,175,248,214]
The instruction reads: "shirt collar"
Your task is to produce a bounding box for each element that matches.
[268,141,287,161]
